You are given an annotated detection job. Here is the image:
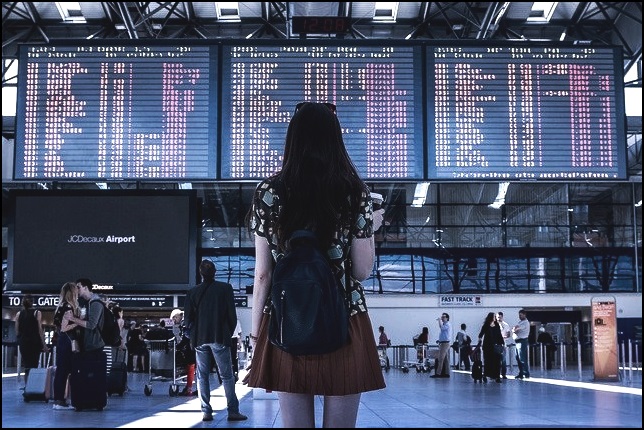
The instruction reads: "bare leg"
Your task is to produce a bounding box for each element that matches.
[278,392,315,428]
[323,394,361,428]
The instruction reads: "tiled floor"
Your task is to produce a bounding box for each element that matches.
[2,365,641,428]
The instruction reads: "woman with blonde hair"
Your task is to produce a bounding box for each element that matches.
[51,282,81,409]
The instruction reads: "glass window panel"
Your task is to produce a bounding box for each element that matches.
[505,204,568,226]
[438,183,498,204]
[438,226,502,248]
[505,183,568,204]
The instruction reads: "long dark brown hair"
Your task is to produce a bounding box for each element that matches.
[271,102,367,251]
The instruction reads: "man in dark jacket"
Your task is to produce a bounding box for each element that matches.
[184,259,247,423]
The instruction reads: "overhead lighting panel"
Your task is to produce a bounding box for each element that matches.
[527,2,558,23]
[216,2,241,22]
[412,182,430,208]
[55,2,86,24]
[488,182,510,209]
[373,2,399,22]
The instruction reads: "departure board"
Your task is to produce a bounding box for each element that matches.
[220,42,424,180]
[428,45,626,180]
[14,43,217,181]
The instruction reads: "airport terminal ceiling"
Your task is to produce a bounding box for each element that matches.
[1,2,642,237]
[1,2,641,175]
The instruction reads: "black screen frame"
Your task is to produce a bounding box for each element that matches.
[219,38,426,181]
[425,41,627,181]
[11,39,629,183]
[13,40,219,182]
[6,189,198,293]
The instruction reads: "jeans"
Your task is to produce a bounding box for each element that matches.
[196,343,239,416]
[515,338,530,377]
[54,331,76,402]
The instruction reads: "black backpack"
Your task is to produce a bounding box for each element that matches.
[268,230,349,356]
[91,300,122,348]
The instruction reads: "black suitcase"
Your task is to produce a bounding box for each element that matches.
[107,361,127,396]
[70,353,108,411]
[471,347,484,383]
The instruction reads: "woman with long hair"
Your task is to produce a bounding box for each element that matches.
[52,282,81,409]
[477,312,505,383]
[15,294,49,387]
[246,102,386,427]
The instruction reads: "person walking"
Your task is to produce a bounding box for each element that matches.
[455,323,472,371]
[431,313,452,378]
[513,309,531,379]
[184,259,247,422]
[126,321,146,372]
[51,282,81,410]
[497,311,513,379]
[245,102,386,428]
[477,312,505,383]
[15,294,49,387]
[537,326,557,370]
[378,326,390,347]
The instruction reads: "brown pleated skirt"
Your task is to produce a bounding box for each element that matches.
[247,311,386,396]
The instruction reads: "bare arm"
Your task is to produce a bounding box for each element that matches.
[68,315,87,328]
[251,234,273,341]
[60,309,78,333]
[350,208,384,281]
[14,311,20,336]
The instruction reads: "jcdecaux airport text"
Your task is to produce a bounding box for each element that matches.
[67,235,136,243]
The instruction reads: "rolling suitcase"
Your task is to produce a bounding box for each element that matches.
[471,346,484,383]
[70,352,108,411]
[23,353,54,402]
[107,350,128,396]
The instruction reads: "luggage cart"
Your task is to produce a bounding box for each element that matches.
[401,344,439,373]
[143,339,181,396]
[377,345,390,371]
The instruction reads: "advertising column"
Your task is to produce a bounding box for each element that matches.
[590,296,619,381]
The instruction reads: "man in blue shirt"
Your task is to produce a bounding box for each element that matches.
[431,313,452,378]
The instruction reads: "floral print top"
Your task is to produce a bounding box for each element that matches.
[250,178,375,316]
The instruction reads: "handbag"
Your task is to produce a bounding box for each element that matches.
[493,344,504,356]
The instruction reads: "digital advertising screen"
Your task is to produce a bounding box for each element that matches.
[427,44,627,180]
[220,41,425,180]
[6,190,198,293]
[14,42,217,181]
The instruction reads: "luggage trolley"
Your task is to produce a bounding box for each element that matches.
[401,344,438,373]
[377,345,390,371]
[143,339,181,396]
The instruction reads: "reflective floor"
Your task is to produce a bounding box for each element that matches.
[2,365,641,428]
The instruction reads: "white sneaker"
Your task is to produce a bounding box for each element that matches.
[53,403,75,410]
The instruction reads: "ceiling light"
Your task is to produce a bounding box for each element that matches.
[527,2,558,23]
[412,182,430,207]
[373,2,399,22]
[216,2,241,22]
[488,182,510,209]
[55,2,86,23]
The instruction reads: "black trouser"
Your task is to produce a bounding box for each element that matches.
[459,346,471,370]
